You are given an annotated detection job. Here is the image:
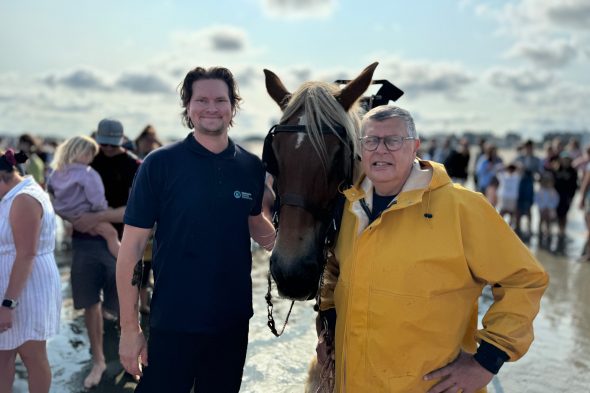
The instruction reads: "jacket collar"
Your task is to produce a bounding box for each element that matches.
[343,160,451,233]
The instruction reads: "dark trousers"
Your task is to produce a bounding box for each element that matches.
[135,323,249,393]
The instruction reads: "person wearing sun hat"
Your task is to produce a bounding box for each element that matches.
[67,118,141,389]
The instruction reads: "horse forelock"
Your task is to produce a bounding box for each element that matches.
[280,81,361,175]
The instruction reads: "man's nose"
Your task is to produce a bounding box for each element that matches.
[375,138,389,152]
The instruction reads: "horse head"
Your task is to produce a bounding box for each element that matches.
[263,62,378,300]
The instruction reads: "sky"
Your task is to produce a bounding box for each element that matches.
[1,0,589,143]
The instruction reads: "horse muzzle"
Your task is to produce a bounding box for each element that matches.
[269,252,322,301]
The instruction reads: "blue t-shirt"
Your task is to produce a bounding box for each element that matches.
[124,133,265,333]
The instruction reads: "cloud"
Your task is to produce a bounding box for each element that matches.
[546,0,590,30]
[43,101,95,113]
[261,0,337,19]
[39,67,174,95]
[235,67,259,87]
[487,67,554,93]
[528,80,590,109]
[291,68,312,84]
[379,58,475,98]
[210,29,245,51]
[506,39,577,68]
[116,72,173,94]
[171,26,248,53]
[474,0,590,36]
[41,68,111,91]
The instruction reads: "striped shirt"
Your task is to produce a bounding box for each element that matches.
[0,176,61,350]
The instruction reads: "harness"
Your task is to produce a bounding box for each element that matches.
[262,123,354,337]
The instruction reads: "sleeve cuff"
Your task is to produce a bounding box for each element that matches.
[474,340,510,374]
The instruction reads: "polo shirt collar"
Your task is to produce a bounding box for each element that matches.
[184,133,236,159]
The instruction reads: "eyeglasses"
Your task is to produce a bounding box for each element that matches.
[99,143,119,148]
[359,135,416,152]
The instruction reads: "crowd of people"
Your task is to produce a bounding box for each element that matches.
[0,122,160,390]
[420,134,588,257]
[0,65,277,393]
[0,62,586,393]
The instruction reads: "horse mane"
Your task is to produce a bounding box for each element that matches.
[280,81,361,174]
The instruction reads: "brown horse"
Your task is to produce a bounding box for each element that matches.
[262,62,378,301]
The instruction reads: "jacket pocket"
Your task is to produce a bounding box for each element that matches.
[366,288,467,388]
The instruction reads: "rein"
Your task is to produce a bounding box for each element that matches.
[263,123,354,337]
[265,271,295,337]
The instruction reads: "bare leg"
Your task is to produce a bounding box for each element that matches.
[514,211,522,234]
[84,303,107,389]
[139,260,152,314]
[139,287,150,314]
[583,213,590,260]
[18,340,51,393]
[93,222,120,258]
[0,349,17,393]
[539,211,548,239]
[558,217,567,237]
[525,211,532,235]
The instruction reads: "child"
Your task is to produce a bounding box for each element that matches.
[535,172,559,246]
[496,163,521,228]
[47,136,120,257]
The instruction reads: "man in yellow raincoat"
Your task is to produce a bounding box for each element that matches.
[319,105,548,393]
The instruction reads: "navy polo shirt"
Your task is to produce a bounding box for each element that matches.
[124,133,265,333]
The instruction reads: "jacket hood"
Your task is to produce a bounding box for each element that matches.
[342,159,452,234]
[344,159,451,202]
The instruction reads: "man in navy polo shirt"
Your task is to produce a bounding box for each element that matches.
[116,66,276,393]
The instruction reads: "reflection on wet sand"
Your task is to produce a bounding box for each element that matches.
[13,199,590,393]
[490,244,590,392]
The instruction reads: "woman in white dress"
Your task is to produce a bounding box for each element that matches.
[0,149,61,393]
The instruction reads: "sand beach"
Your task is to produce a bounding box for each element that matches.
[11,168,590,393]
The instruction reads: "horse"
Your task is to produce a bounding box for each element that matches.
[262,62,379,302]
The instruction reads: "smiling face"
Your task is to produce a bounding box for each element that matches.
[188,79,233,137]
[360,117,420,196]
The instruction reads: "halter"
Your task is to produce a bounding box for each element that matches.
[262,122,355,337]
[262,123,355,226]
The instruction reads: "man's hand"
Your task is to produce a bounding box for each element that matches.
[73,212,102,233]
[424,350,493,393]
[119,329,148,379]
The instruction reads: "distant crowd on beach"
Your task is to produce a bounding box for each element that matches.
[0,127,163,188]
[417,135,588,258]
[2,130,589,258]
[1,125,589,391]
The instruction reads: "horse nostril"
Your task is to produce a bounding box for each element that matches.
[269,255,321,300]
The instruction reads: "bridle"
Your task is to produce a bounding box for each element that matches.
[262,122,355,337]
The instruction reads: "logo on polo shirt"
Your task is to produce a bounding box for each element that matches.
[234,190,253,200]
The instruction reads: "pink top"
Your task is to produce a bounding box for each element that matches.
[47,163,108,221]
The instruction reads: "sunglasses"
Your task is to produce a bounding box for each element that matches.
[99,143,120,148]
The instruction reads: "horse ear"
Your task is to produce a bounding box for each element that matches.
[264,69,291,110]
[337,62,379,111]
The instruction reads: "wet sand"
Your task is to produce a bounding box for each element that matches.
[487,217,590,392]
[13,200,590,393]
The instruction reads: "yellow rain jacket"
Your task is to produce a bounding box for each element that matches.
[321,160,548,392]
